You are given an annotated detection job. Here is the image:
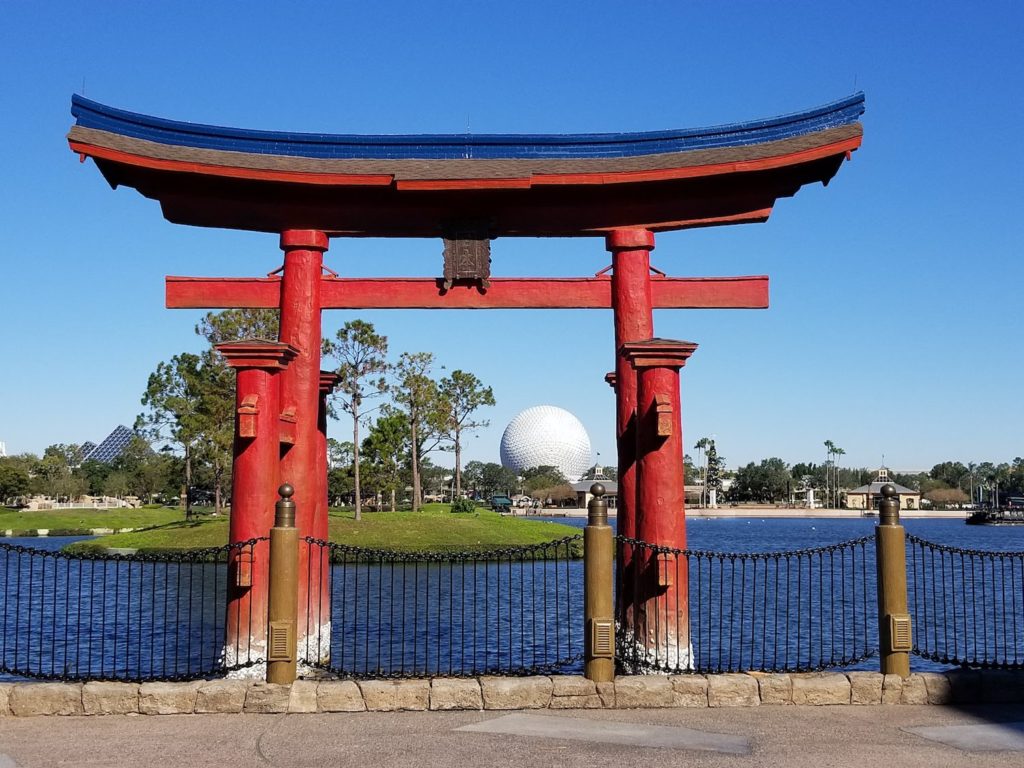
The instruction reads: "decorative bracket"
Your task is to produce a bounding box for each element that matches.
[654,393,673,437]
[238,394,259,439]
[279,407,297,446]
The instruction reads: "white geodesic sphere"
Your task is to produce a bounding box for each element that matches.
[499,405,592,482]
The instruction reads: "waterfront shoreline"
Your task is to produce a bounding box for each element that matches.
[531,508,967,520]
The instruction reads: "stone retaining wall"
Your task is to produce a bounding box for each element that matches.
[1,671,1021,717]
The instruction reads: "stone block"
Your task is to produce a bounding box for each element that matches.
[550,676,596,697]
[82,682,139,715]
[243,683,291,714]
[549,693,603,709]
[791,673,850,706]
[480,676,553,710]
[707,674,759,707]
[847,672,883,705]
[316,681,365,712]
[10,683,84,716]
[919,672,952,705]
[194,680,248,714]
[139,682,200,715]
[549,676,600,708]
[0,683,13,716]
[359,680,430,712]
[945,670,981,704]
[614,676,675,709]
[596,681,615,708]
[881,674,903,704]
[288,680,319,713]
[751,673,792,705]
[669,675,709,707]
[982,670,1024,703]
[429,678,482,711]
[900,674,928,705]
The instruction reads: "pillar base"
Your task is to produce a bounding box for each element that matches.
[617,626,694,674]
[223,639,267,679]
[297,622,332,669]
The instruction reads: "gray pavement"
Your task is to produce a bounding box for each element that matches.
[2,705,1024,767]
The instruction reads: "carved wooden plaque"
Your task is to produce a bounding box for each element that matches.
[442,233,491,290]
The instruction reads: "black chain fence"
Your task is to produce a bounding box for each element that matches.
[6,529,1024,683]
[616,535,877,674]
[301,536,583,678]
[1,539,265,681]
[907,533,1024,669]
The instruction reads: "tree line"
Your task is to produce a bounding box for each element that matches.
[0,438,180,506]
[1,310,498,517]
[702,449,1024,508]
[134,309,495,519]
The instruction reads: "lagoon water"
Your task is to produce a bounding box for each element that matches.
[555,515,1024,552]
[7,515,1024,558]
[3,518,1022,680]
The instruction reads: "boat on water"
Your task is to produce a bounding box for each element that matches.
[965,508,1024,526]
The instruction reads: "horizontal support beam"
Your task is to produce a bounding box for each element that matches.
[166,275,768,310]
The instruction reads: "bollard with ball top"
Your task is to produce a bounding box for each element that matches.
[584,483,615,682]
[876,483,912,677]
[267,483,299,684]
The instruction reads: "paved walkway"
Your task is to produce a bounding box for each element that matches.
[2,705,1023,767]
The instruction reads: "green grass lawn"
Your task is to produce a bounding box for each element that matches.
[0,506,191,535]
[61,505,581,555]
[326,508,580,553]
[64,517,230,554]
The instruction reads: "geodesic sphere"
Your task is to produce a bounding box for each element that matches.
[499,405,592,482]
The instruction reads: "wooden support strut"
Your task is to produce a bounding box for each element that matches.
[166,275,769,310]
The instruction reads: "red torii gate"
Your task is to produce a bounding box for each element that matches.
[68,93,864,668]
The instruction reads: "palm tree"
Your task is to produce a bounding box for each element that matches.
[823,440,836,509]
[694,437,711,508]
[833,445,846,508]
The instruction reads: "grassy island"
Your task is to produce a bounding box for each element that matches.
[0,506,186,537]
[60,504,581,556]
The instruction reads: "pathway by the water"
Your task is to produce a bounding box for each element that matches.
[2,705,1022,766]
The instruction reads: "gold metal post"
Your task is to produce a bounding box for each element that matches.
[266,483,299,684]
[584,483,615,682]
[876,484,912,677]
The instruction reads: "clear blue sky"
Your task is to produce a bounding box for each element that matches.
[1,1,1021,473]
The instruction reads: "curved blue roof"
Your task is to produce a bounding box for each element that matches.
[70,93,864,161]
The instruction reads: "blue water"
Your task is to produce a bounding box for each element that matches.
[555,515,1024,552]
[1,536,94,551]
[7,518,1020,565]
[1,537,235,682]
[4,521,1023,680]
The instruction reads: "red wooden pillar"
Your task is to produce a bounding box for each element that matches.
[607,228,655,627]
[318,371,342,526]
[217,341,297,671]
[621,338,697,670]
[277,229,329,651]
[314,370,341,662]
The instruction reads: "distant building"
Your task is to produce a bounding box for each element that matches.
[845,467,921,511]
[572,465,617,508]
[0,440,6,458]
[80,425,134,464]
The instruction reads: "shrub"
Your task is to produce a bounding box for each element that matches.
[450,497,477,515]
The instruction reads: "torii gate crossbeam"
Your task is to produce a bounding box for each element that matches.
[166,275,768,310]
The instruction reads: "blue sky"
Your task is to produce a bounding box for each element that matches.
[1,1,1021,473]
